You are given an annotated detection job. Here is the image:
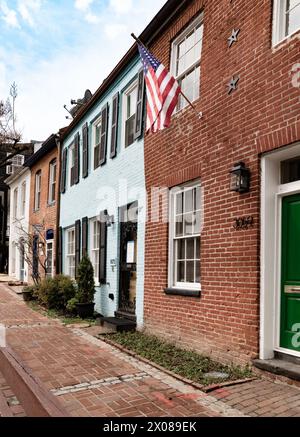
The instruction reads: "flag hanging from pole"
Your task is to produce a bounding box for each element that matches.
[137,44,181,133]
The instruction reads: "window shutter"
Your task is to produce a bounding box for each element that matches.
[74,133,80,184]
[75,219,81,277]
[56,226,63,274]
[99,210,107,284]
[82,123,89,178]
[82,216,88,256]
[99,104,109,166]
[110,92,119,159]
[60,148,67,193]
[134,68,145,140]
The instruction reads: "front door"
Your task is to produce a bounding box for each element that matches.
[280,193,300,352]
[119,203,138,316]
[19,240,25,282]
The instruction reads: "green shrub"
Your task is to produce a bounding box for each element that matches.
[76,255,95,303]
[35,275,76,311]
[66,297,79,314]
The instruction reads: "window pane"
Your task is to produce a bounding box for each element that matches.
[286,3,300,36]
[196,237,200,259]
[281,157,300,183]
[184,47,195,71]
[186,238,194,259]
[177,261,185,282]
[186,261,195,282]
[194,211,201,234]
[183,213,193,235]
[185,30,195,52]
[195,185,201,210]
[175,216,183,237]
[177,239,185,260]
[195,261,200,283]
[178,39,186,59]
[176,192,183,215]
[195,24,203,44]
[184,189,193,213]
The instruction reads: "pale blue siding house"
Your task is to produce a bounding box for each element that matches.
[58,54,146,328]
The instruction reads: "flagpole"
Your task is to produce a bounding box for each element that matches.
[131,33,203,119]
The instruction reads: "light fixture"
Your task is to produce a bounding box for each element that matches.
[103,209,115,227]
[230,162,250,193]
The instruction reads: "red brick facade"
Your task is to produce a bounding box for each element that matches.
[143,0,300,364]
[29,144,59,281]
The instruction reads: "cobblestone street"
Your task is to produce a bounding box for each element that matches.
[1,283,300,417]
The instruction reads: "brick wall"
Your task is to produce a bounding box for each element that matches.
[143,0,300,365]
[29,147,59,280]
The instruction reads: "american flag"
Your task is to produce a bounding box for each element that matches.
[138,44,181,133]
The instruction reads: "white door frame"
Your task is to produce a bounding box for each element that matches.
[260,142,300,359]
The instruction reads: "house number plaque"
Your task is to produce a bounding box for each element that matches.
[233,216,254,230]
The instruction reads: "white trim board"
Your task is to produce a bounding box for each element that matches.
[260,142,300,359]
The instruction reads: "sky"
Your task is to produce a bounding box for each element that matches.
[0,0,166,141]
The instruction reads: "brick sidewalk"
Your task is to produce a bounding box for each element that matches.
[1,283,300,417]
[0,371,26,417]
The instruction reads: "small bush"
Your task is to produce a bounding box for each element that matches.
[76,255,95,303]
[66,297,79,314]
[35,275,76,311]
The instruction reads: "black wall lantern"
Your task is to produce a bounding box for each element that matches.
[230,162,250,193]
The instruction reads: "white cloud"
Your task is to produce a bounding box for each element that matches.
[17,1,42,26]
[0,1,19,28]
[110,0,133,14]
[75,0,94,12]
[104,23,127,40]
[85,12,100,24]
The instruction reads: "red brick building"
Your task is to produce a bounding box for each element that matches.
[143,0,300,366]
[26,135,59,281]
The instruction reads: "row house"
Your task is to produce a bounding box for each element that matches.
[5,165,31,282]
[23,135,59,281]
[141,0,300,370]
[58,53,146,327]
[0,143,34,274]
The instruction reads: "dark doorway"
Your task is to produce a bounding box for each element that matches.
[118,202,138,317]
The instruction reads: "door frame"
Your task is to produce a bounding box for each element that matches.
[261,142,300,360]
[274,185,300,357]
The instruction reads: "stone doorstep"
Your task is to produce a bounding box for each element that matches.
[253,358,300,382]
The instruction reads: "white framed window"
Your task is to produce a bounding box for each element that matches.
[69,144,75,187]
[66,228,75,278]
[21,181,26,217]
[273,0,300,44]
[90,218,100,282]
[48,159,56,204]
[169,181,202,290]
[34,170,41,211]
[171,14,203,111]
[6,154,24,175]
[122,80,138,148]
[13,188,18,220]
[46,240,54,277]
[93,116,101,168]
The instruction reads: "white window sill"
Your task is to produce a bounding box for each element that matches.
[272,27,300,50]
[164,287,201,297]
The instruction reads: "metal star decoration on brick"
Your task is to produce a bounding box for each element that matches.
[227,76,239,94]
[228,29,240,47]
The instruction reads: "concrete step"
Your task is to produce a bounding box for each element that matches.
[100,317,136,333]
[253,357,300,381]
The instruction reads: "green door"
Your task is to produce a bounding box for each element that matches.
[280,194,300,352]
